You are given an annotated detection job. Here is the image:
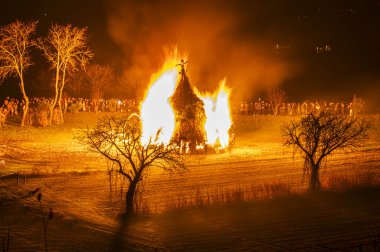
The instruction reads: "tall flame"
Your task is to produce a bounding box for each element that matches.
[140,54,180,145]
[140,49,233,150]
[196,80,233,148]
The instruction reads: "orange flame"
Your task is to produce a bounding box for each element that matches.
[140,51,181,145]
[196,79,233,148]
[140,50,233,149]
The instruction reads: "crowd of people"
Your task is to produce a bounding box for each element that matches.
[239,97,366,117]
[1,97,138,113]
[36,97,139,114]
[0,97,139,127]
[0,97,23,128]
[0,95,367,128]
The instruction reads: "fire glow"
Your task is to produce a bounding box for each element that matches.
[196,80,232,148]
[140,54,233,150]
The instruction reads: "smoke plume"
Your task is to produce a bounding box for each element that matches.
[107,0,298,100]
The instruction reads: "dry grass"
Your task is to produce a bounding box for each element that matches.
[322,171,379,192]
[162,182,293,212]
[135,171,380,213]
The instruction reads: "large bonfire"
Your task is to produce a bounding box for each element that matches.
[140,52,233,153]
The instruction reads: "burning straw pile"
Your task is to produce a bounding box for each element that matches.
[170,65,206,153]
[140,57,233,154]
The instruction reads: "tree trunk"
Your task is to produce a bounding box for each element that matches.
[49,66,60,125]
[58,84,65,123]
[309,164,320,191]
[49,100,58,125]
[125,180,138,215]
[273,106,278,116]
[48,106,54,125]
[21,96,29,127]
[57,65,67,124]
[58,97,64,123]
[94,99,99,113]
[19,74,29,127]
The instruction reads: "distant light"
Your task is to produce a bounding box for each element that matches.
[316,45,331,54]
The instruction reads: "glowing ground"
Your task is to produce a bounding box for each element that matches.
[0,113,379,251]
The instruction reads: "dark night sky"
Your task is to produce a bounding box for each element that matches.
[1,0,380,110]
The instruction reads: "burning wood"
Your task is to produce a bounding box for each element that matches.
[140,55,233,154]
[170,60,207,153]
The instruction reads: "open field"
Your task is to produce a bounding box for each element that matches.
[1,113,380,251]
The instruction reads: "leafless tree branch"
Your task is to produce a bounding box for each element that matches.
[282,112,371,190]
[76,115,186,214]
[0,20,37,126]
[36,24,93,125]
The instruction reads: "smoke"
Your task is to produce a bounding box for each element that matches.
[106,0,298,100]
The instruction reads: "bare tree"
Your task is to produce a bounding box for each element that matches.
[266,87,286,116]
[84,64,114,112]
[282,112,371,191]
[76,116,186,215]
[0,21,37,126]
[37,24,93,125]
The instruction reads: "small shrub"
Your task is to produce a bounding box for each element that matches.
[37,110,49,127]
[24,108,34,126]
[36,102,49,127]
